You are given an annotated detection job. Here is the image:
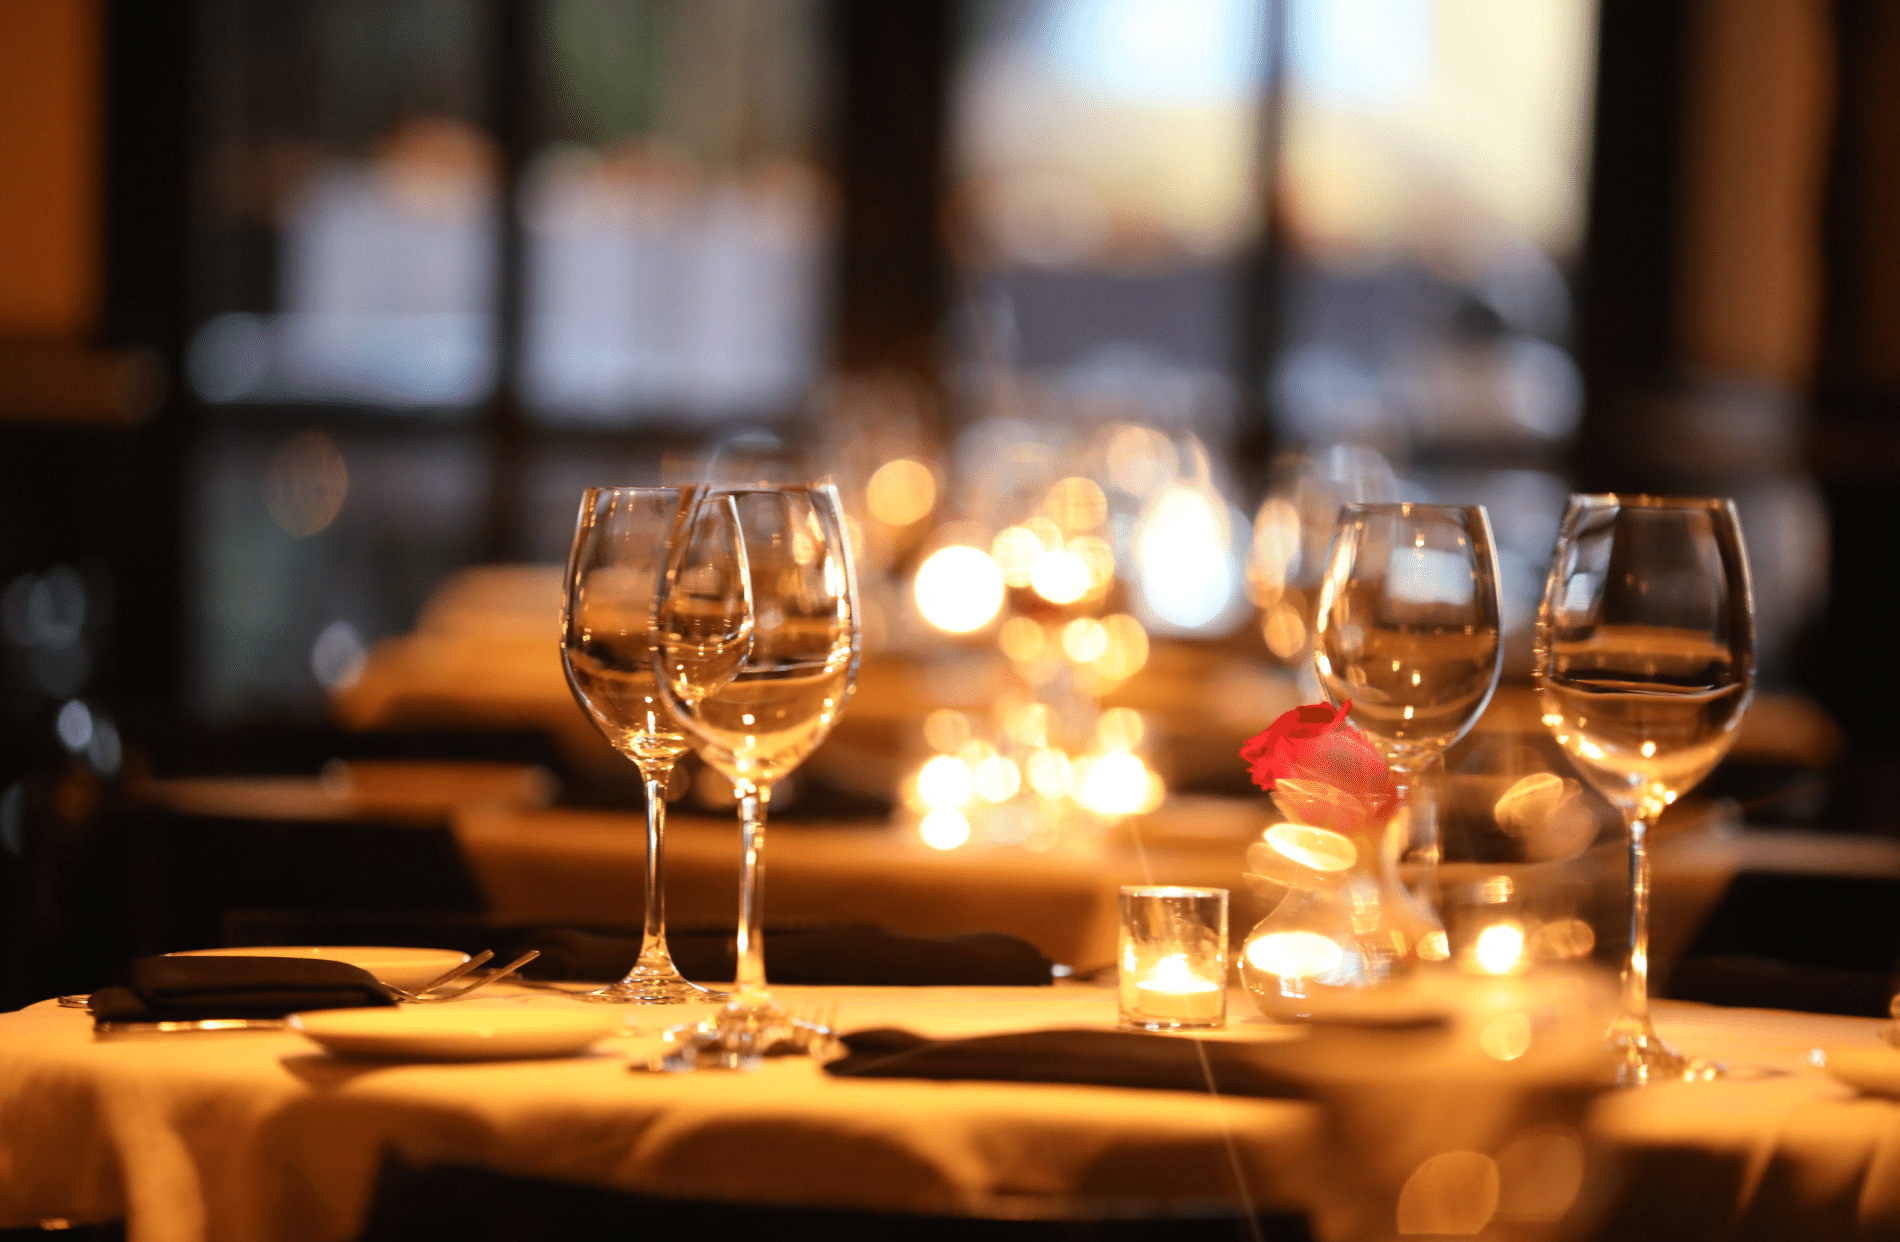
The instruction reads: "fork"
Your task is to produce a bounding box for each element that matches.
[392,950,540,1003]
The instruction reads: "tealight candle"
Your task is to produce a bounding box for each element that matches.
[1135,956,1224,1020]
[1119,887,1229,1031]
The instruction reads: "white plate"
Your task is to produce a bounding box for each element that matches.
[289,1006,620,1061]
[171,946,470,992]
[1814,1045,1900,1097]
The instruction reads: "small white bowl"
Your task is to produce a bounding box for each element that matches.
[170,946,471,992]
[289,1006,619,1061]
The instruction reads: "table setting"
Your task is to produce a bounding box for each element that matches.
[11,482,1900,1242]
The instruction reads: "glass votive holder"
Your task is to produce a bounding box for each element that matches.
[1118,886,1228,1031]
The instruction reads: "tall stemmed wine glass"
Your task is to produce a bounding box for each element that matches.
[1535,495,1753,1084]
[561,487,748,1003]
[1312,504,1504,943]
[653,483,860,1051]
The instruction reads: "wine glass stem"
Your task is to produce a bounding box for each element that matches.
[1621,811,1654,1026]
[634,769,677,976]
[731,787,772,1013]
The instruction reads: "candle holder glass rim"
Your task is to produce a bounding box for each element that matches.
[1120,884,1226,899]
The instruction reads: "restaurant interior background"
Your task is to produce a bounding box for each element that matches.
[2,0,1899,1013]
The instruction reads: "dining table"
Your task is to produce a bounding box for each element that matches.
[3,978,1898,1242]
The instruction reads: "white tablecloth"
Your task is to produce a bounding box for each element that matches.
[1,986,1893,1242]
[0,987,1326,1242]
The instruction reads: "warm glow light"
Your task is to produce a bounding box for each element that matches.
[1264,822,1357,872]
[1418,930,1450,961]
[1261,602,1306,659]
[865,458,936,526]
[1044,476,1107,531]
[923,708,971,754]
[1026,748,1073,797]
[1004,701,1050,748]
[998,616,1046,661]
[915,546,1005,632]
[1093,613,1149,680]
[1030,549,1090,604]
[1107,425,1174,495]
[1069,535,1116,590]
[920,809,971,850]
[1530,918,1596,959]
[1097,706,1144,751]
[1062,617,1108,662]
[1246,930,1343,979]
[974,754,1021,802]
[1474,922,1527,974]
[916,754,974,809]
[991,525,1043,587]
[1250,497,1301,597]
[1396,1153,1500,1237]
[1076,752,1159,815]
[1480,1012,1533,1061]
[1133,953,1222,1019]
[1133,485,1235,629]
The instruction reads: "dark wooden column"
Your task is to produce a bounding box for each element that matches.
[826,0,954,383]
[1572,0,1692,492]
[1811,0,1900,760]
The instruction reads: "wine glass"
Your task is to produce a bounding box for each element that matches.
[653,483,860,1054]
[560,487,748,1003]
[1535,495,1754,1084]
[1312,503,1505,931]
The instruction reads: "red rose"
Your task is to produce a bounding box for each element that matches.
[1240,700,1398,837]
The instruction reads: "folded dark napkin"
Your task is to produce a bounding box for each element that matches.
[519,925,1055,987]
[824,1027,1310,1098]
[89,954,399,1023]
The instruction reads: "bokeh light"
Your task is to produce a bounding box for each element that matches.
[920,808,972,850]
[991,525,1042,586]
[1094,614,1150,679]
[1026,747,1073,798]
[1061,617,1108,662]
[1474,922,1527,975]
[865,458,937,526]
[1096,706,1144,751]
[914,545,1005,632]
[1480,1011,1533,1061]
[1133,485,1240,630]
[1030,549,1090,604]
[266,429,349,538]
[998,616,1046,661]
[916,754,975,809]
[1044,476,1107,531]
[1075,752,1162,815]
[974,753,1022,802]
[923,708,972,753]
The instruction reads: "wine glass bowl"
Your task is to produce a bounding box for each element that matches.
[1314,503,1504,774]
[561,487,744,1004]
[658,488,858,796]
[1535,494,1754,1083]
[654,483,861,1050]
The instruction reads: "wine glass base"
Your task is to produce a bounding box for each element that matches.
[575,974,729,1005]
[1607,1024,1725,1085]
[653,1003,841,1071]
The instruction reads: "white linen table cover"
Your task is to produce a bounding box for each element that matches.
[3,988,1897,1242]
[0,986,1323,1242]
